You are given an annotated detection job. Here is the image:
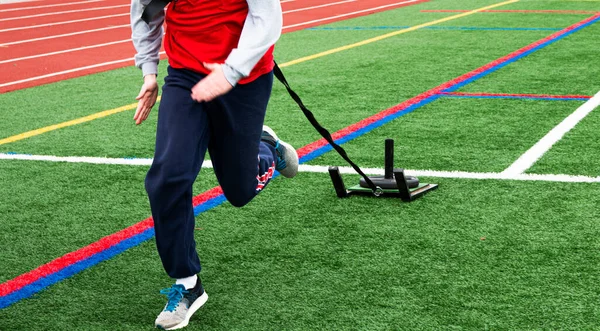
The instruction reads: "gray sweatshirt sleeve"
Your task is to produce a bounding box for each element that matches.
[130,0,164,77]
[223,0,283,86]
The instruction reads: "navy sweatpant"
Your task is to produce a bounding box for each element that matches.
[145,66,277,279]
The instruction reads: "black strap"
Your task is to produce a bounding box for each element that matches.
[141,0,171,24]
[137,2,379,193]
[273,62,379,194]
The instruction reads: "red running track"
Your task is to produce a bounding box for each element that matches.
[0,0,426,93]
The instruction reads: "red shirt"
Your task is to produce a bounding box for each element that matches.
[164,0,275,84]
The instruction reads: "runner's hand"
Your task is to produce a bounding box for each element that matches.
[134,74,159,125]
[191,63,233,102]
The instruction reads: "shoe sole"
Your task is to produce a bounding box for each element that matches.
[161,292,208,330]
[277,140,298,178]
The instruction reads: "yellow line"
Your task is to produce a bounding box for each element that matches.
[0,0,517,146]
[0,99,158,145]
[280,0,519,68]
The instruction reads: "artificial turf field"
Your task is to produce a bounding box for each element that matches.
[2,0,600,329]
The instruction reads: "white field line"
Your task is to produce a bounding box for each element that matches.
[0,24,129,47]
[1,153,598,183]
[283,0,419,29]
[0,0,103,12]
[0,38,130,64]
[283,0,356,14]
[0,51,165,89]
[502,90,600,176]
[0,4,129,22]
[301,165,600,183]
[0,153,155,166]
[281,0,295,2]
[0,13,128,33]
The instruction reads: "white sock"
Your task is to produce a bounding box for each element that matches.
[175,275,198,290]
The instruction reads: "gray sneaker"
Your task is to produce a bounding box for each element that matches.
[155,279,208,330]
[261,125,299,178]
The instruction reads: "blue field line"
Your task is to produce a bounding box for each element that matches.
[440,95,590,101]
[307,26,562,31]
[193,195,228,215]
[2,14,599,311]
[0,193,226,310]
[0,228,155,310]
[443,15,600,93]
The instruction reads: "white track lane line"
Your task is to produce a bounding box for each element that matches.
[0,24,129,47]
[1,0,355,47]
[1,153,598,183]
[0,38,130,64]
[283,0,419,29]
[0,4,129,22]
[0,52,165,89]
[0,0,103,12]
[1,0,355,55]
[0,13,128,33]
[502,90,600,176]
[283,0,356,14]
[0,0,352,33]
[0,0,39,4]
[1,0,416,86]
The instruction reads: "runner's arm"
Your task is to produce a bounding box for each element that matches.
[223,0,283,86]
[130,0,164,77]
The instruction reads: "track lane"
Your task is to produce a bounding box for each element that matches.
[0,6,127,29]
[0,0,428,93]
[0,0,125,19]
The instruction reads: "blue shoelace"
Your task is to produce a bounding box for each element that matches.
[160,285,189,312]
[274,141,287,170]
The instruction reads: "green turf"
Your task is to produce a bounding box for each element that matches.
[508,0,600,11]
[309,98,581,172]
[0,67,144,138]
[0,160,219,282]
[1,175,600,330]
[459,18,600,96]
[0,27,555,156]
[528,105,600,177]
[1,0,600,329]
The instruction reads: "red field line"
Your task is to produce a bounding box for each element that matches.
[421,9,600,15]
[0,0,427,93]
[0,185,224,298]
[4,12,599,303]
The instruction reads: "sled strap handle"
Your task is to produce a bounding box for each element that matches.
[273,61,380,195]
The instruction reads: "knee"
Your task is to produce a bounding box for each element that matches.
[145,170,164,202]
[145,164,187,202]
[222,189,252,208]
